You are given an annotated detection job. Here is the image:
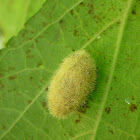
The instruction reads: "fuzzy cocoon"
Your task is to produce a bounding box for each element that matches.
[47,50,97,118]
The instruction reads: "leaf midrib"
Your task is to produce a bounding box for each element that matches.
[91,0,134,139]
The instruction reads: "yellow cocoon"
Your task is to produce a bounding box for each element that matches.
[47,50,97,118]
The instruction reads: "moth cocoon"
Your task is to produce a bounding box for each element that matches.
[47,50,97,118]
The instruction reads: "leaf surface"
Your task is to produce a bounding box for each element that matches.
[0,0,140,140]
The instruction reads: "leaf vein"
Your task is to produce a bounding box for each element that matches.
[8,0,83,51]
[90,0,134,139]
[0,81,49,139]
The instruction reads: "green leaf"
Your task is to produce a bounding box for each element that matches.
[0,0,140,139]
[0,0,45,46]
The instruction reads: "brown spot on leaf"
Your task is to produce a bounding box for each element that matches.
[74,30,78,36]
[114,76,116,81]
[75,114,81,124]
[80,2,85,6]
[70,10,74,15]
[130,104,137,112]
[109,130,113,134]
[22,33,25,38]
[40,79,44,84]
[59,19,64,24]
[26,55,34,59]
[17,92,21,96]
[131,64,135,69]
[105,107,111,114]
[111,87,113,90]
[9,75,17,80]
[45,87,48,91]
[30,76,33,80]
[39,35,44,39]
[35,39,38,43]
[42,22,48,27]
[75,119,80,124]
[8,67,15,71]
[42,101,47,108]
[88,3,94,17]
[106,77,109,83]
[31,31,35,34]
[26,50,31,54]
[123,113,126,117]
[37,61,43,68]
[0,73,4,78]
[84,24,88,27]
[66,45,69,48]
[132,10,136,14]
[88,9,92,15]
[21,29,28,38]
[132,96,134,100]
[2,125,6,130]
[28,37,32,40]
[93,15,101,22]
[117,21,121,25]
[28,100,32,104]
